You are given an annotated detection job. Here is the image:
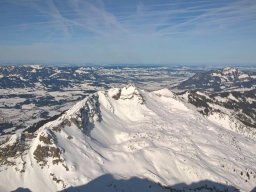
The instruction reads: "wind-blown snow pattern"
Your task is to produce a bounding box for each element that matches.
[0,85,255,192]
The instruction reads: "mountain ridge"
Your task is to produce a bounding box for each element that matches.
[0,85,256,191]
[178,67,256,92]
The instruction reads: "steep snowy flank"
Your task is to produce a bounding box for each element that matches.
[0,85,256,192]
[178,89,256,138]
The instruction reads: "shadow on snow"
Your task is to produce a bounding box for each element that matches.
[14,174,256,192]
[62,174,241,192]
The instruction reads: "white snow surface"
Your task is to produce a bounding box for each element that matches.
[0,85,255,192]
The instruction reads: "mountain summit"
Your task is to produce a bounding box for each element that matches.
[0,85,255,191]
[178,67,256,92]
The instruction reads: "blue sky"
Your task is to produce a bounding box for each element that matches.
[0,0,256,65]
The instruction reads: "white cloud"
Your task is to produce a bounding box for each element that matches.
[4,0,256,39]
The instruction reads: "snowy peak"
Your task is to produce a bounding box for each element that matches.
[214,67,249,82]
[178,67,256,92]
[108,84,144,104]
[0,85,154,175]
[1,85,256,192]
[153,88,175,98]
[222,67,240,76]
[30,85,144,137]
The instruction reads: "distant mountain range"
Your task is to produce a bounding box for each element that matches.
[0,65,191,90]
[178,67,256,92]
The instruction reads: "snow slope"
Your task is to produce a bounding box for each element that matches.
[178,89,256,138]
[0,85,255,192]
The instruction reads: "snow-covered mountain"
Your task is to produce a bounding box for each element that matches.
[0,65,192,136]
[178,89,256,138]
[0,85,256,192]
[176,67,256,138]
[178,67,256,92]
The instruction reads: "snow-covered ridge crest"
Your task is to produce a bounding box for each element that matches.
[108,84,144,104]
[38,93,101,133]
[216,67,250,81]
[1,85,256,192]
[153,88,175,98]
[222,67,240,75]
[211,67,243,79]
[32,84,144,135]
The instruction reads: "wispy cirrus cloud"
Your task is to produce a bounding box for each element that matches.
[3,0,256,39]
[1,0,256,65]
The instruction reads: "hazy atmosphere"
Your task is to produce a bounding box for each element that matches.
[1,0,256,65]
